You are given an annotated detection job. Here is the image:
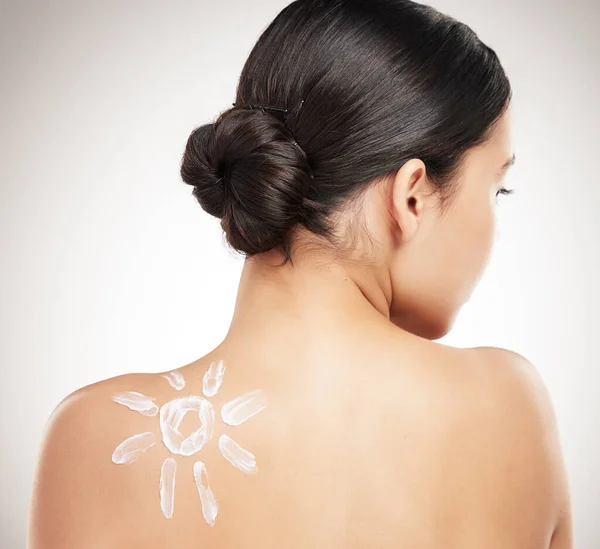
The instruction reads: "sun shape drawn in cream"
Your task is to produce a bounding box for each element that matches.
[110,359,267,526]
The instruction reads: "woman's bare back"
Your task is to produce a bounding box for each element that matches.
[29,325,570,549]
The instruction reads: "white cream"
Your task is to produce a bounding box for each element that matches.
[160,395,215,456]
[161,370,185,390]
[221,389,267,426]
[112,391,158,416]
[110,359,265,522]
[160,457,177,519]
[202,359,226,397]
[193,460,218,526]
[218,433,258,474]
[111,432,156,464]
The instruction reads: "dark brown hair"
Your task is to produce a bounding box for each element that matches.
[180,0,511,265]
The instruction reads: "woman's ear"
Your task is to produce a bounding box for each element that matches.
[389,158,430,243]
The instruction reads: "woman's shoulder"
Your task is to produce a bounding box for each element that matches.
[426,344,567,546]
[28,369,187,548]
[359,335,567,546]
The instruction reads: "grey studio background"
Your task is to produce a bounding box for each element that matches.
[1,0,598,547]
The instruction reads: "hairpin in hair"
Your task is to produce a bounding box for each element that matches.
[231,99,305,121]
[228,99,313,180]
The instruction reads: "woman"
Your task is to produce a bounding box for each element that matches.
[28,1,573,547]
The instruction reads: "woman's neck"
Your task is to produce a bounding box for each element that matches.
[225,246,393,344]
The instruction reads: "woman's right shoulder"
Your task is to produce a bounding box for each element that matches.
[435,344,573,548]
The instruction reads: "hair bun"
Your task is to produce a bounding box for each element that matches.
[180,107,316,256]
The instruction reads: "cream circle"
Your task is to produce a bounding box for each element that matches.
[159,395,215,456]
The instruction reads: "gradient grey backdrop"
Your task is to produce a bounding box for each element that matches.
[1,0,598,547]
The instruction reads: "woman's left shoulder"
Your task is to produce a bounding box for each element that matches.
[28,371,171,549]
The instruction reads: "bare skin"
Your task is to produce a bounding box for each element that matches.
[28,104,573,548]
